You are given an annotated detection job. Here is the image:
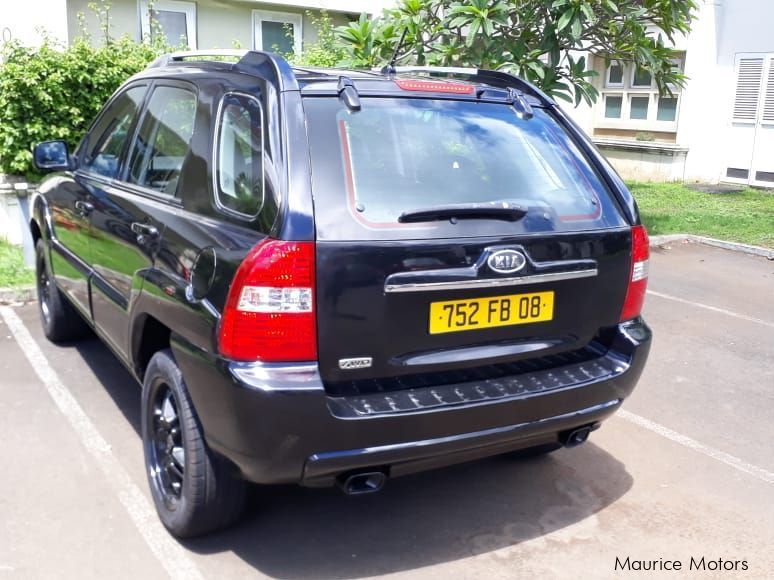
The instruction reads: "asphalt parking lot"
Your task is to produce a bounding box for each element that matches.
[1,242,772,579]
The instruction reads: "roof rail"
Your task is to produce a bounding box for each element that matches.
[148,49,300,92]
[149,49,249,67]
[388,66,554,105]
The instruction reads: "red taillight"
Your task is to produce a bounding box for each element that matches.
[395,79,475,94]
[620,225,650,322]
[218,239,316,362]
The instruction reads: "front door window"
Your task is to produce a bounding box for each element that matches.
[82,86,147,179]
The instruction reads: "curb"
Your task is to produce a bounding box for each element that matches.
[0,286,36,305]
[649,234,774,260]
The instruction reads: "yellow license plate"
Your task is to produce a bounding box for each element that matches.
[429,291,554,334]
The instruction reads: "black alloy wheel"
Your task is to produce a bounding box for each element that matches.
[147,383,186,508]
[141,349,246,537]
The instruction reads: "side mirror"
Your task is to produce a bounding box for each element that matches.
[33,140,74,172]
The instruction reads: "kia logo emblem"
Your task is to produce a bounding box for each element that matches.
[487,249,526,274]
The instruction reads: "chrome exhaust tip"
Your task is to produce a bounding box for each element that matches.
[560,423,598,448]
[337,471,387,495]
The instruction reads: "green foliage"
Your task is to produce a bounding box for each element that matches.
[335,0,697,104]
[629,182,774,248]
[0,0,171,176]
[335,13,400,68]
[287,10,347,68]
[0,240,34,288]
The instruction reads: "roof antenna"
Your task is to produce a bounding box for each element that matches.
[381,28,408,75]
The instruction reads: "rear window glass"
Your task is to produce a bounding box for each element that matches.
[304,97,626,240]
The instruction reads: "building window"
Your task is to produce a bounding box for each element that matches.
[595,56,684,132]
[657,97,678,122]
[630,95,650,120]
[606,62,624,87]
[253,10,302,55]
[604,95,623,118]
[631,66,653,88]
[140,0,197,49]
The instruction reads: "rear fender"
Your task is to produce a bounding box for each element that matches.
[128,267,220,378]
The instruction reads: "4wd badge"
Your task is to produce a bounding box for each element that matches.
[339,357,373,370]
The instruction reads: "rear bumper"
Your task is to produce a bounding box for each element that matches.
[172,319,651,486]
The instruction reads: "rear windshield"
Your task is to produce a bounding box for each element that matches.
[304,97,626,240]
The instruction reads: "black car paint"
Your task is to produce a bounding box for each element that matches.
[30,53,650,487]
[314,230,632,390]
[171,318,650,486]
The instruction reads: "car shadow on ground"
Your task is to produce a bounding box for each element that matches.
[72,335,143,437]
[72,334,632,579]
[186,445,631,579]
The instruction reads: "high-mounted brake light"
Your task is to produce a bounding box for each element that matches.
[395,79,475,95]
[218,239,316,362]
[620,225,649,322]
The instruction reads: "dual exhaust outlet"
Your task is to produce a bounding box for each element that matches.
[335,423,598,496]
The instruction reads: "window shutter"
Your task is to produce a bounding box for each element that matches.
[762,60,774,123]
[732,58,764,121]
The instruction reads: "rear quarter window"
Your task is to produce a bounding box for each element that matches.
[215,93,264,218]
[212,92,278,233]
[304,97,627,240]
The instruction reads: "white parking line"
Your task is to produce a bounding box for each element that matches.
[0,306,204,580]
[617,409,774,485]
[647,290,774,329]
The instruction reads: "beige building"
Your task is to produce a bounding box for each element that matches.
[569,0,774,186]
[3,1,394,52]
[0,0,394,254]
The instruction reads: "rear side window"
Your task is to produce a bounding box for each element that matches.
[304,97,627,240]
[82,85,146,179]
[127,85,197,196]
[214,93,264,218]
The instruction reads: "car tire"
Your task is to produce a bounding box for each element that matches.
[35,238,89,342]
[142,348,246,538]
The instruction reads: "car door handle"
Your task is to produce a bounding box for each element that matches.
[74,200,94,216]
[131,222,160,238]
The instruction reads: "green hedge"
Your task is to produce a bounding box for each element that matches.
[0,36,163,176]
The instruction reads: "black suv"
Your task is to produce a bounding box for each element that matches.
[30,50,651,537]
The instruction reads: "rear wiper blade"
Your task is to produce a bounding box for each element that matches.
[398,202,527,223]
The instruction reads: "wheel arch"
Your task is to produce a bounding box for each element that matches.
[131,311,172,381]
[29,191,53,243]
[128,267,221,384]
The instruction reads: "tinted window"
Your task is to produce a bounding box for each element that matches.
[214,94,264,218]
[127,85,197,196]
[83,86,146,178]
[304,97,626,240]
